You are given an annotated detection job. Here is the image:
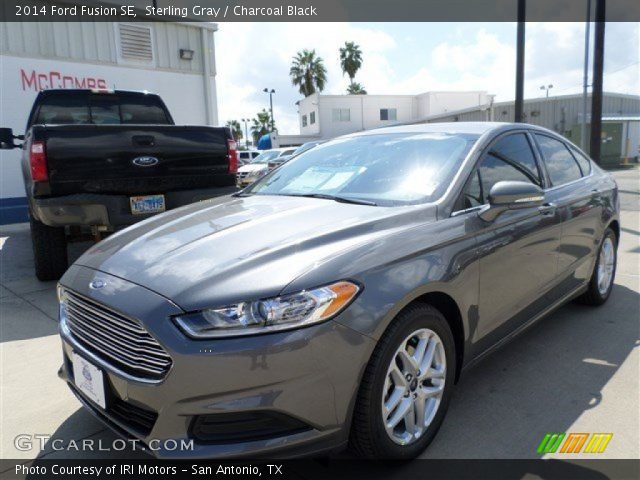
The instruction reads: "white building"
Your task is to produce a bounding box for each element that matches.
[293,91,491,141]
[0,21,218,224]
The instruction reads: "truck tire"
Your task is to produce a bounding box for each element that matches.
[30,216,68,281]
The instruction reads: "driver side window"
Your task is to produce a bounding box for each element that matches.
[461,133,541,209]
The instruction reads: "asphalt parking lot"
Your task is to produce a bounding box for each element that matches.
[1,168,638,464]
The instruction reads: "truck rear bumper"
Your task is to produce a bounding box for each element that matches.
[32,187,238,228]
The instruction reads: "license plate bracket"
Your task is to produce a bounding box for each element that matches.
[72,352,107,409]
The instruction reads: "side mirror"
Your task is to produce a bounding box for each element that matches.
[0,128,20,150]
[479,181,544,222]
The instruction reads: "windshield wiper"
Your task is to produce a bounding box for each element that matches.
[287,193,377,206]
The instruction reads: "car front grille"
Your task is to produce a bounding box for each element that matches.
[61,289,172,381]
[236,172,250,179]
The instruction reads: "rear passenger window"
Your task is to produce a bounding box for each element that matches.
[535,134,582,186]
[460,133,541,208]
[569,147,592,176]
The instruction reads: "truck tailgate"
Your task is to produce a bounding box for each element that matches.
[43,125,233,196]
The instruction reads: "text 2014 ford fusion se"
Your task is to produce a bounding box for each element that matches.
[57,122,619,459]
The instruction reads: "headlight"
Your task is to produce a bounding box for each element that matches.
[173,281,360,339]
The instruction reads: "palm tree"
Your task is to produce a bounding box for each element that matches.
[290,49,327,97]
[339,41,363,89]
[250,109,274,144]
[226,120,242,142]
[346,82,367,95]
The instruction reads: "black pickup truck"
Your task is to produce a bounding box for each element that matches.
[0,89,238,280]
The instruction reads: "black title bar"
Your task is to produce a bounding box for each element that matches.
[2,0,640,22]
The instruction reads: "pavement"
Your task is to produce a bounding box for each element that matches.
[0,169,638,463]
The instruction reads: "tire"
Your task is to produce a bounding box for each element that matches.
[349,303,456,459]
[30,216,68,281]
[577,227,617,306]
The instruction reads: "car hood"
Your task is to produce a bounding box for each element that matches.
[73,195,436,311]
[238,164,267,173]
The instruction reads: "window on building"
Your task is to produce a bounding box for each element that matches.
[380,108,397,121]
[332,108,351,122]
[535,134,583,186]
[310,111,316,124]
[461,133,541,208]
[302,115,308,127]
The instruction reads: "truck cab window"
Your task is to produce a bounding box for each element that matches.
[34,96,89,125]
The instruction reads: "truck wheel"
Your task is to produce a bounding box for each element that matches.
[30,216,68,281]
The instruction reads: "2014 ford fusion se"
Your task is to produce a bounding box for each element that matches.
[57,122,619,459]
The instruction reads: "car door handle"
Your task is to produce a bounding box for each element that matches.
[538,202,557,216]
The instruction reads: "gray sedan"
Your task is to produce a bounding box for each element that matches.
[57,122,619,459]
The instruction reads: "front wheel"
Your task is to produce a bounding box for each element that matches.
[577,227,617,306]
[349,304,456,459]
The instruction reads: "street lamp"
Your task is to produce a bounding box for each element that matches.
[540,84,554,98]
[241,118,250,148]
[263,88,275,131]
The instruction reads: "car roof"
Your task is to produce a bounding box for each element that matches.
[352,122,509,136]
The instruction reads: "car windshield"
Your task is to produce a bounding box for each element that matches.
[245,132,478,206]
[251,151,281,164]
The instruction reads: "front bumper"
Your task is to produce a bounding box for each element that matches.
[58,265,375,459]
[33,186,238,228]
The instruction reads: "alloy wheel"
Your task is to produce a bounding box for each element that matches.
[381,328,446,445]
[597,236,615,295]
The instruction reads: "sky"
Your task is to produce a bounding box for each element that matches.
[214,22,639,135]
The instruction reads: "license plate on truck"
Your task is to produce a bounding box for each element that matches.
[130,195,165,215]
[72,352,107,409]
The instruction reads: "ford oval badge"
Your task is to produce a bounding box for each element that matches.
[132,156,159,167]
[89,279,106,290]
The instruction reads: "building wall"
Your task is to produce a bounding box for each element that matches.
[416,91,490,117]
[0,21,218,224]
[0,22,209,74]
[298,91,488,140]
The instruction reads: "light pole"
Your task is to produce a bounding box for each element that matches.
[540,84,554,98]
[263,88,275,131]
[241,118,250,148]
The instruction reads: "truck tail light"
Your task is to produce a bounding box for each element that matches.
[227,139,238,174]
[30,141,48,182]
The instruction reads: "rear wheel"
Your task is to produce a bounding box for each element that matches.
[577,227,617,306]
[349,304,456,459]
[30,216,68,281]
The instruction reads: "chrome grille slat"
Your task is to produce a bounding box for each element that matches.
[65,317,171,367]
[62,289,172,380]
[65,303,168,353]
[65,296,148,335]
[68,326,167,376]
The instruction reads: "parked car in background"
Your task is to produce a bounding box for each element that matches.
[0,89,238,280]
[57,122,618,459]
[266,148,297,171]
[267,143,323,171]
[238,150,260,166]
[236,148,292,187]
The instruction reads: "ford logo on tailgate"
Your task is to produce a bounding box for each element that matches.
[132,156,159,167]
